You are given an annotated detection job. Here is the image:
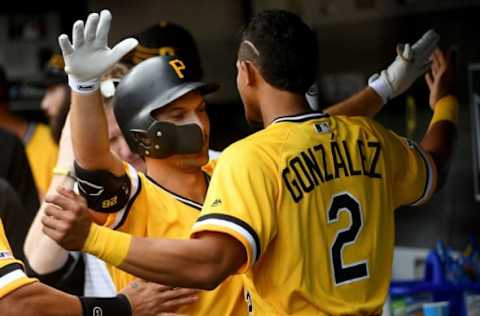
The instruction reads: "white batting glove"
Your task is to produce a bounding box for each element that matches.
[369,29,439,104]
[58,10,138,94]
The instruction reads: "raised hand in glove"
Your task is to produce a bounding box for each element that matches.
[369,29,439,104]
[58,9,138,94]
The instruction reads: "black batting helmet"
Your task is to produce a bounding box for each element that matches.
[113,55,219,159]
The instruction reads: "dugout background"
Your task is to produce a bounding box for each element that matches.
[0,0,480,251]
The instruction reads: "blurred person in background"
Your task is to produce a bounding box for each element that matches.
[0,130,38,264]
[39,53,71,145]
[0,64,58,198]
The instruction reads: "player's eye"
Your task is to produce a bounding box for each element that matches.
[170,110,184,120]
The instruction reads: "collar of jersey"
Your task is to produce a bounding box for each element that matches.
[145,174,209,211]
[271,112,329,124]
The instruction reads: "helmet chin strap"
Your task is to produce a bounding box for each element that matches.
[130,121,204,159]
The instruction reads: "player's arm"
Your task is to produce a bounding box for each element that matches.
[419,48,457,190]
[123,233,245,290]
[325,30,439,118]
[385,48,457,208]
[61,10,137,176]
[0,282,82,316]
[42,188,245,290]
[24,117,75,275]
[324,87,383,117]
[0,271,183,316]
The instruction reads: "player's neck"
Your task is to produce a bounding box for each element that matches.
[258,87,311,127]
[146,160,208,204]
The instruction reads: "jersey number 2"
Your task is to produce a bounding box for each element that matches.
[327,193,369,286]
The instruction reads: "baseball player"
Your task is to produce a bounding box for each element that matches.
[26,19,210,307]
[0,211,189,315]
[43,9,449,315]
[0,65,58,197]
[38,53,71,144]
[25,67,200,315]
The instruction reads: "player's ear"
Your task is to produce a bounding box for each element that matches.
[239,60,256,87]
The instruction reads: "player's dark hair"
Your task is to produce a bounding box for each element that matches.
[238,10,319,94]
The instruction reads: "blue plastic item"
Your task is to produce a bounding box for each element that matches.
[390,250,480,316]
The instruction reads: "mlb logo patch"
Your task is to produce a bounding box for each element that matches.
[0,250,12,260]
[314,122,331,134]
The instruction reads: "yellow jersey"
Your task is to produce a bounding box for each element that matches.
[0,218,36,298]
[24,123,58,196]
[102,163,246,316]
[192,112,437,315]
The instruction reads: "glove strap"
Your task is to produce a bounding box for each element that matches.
[368,71,392,105]
[68,75,100,95]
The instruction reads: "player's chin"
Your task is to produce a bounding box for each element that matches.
[179,148,209,168]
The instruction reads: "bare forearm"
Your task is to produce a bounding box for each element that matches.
[420,120,457,189]
[25,123,76,274]
[24,203,69,273]
[25,175,73,273]
[120,237,226,290]
[70,91,121,173]
[0,282,81,316]
[324,87,383,118]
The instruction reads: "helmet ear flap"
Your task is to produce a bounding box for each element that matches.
[129,121,203,159]
[130,130,153,156]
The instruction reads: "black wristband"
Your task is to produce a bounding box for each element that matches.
[79,294,132,316]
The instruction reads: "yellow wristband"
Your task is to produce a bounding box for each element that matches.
[429,95,459,129]
[53,166,75,179]
[82,223,132,266]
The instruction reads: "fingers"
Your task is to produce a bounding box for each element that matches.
[72,20,85,48]
[44,191,75,211]
[84,13,100,43]
[433,48,447,70]
[419,60,432,76]
[43,204,73,222]
[57,186,84,203]
[397,43,413,62]
[41,212,62,230]
[425,72,434,90]
[430,48,450,78]
[58,34,74,56]
[41,225,64,242]
[110,38,138,64]
[412,29,440,57]
[45,187,85,211]
[96,9,112,45]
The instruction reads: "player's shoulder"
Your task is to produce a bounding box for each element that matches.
[221,130,277,163]
[335,115,394,143]
[29,123,58,148]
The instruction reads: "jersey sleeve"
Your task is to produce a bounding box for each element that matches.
[75,163,141,230]
[0,220,36,298]
[384,131,437,208]
[191,143,278,273]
